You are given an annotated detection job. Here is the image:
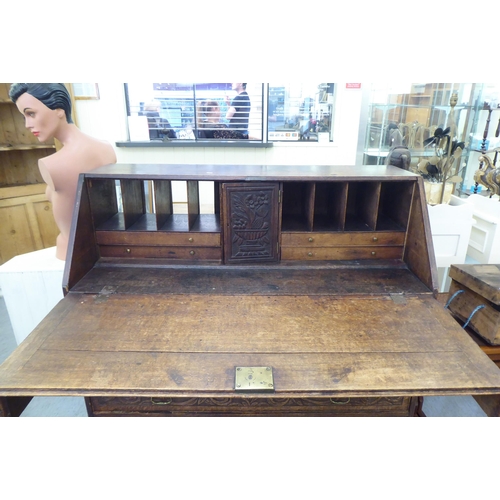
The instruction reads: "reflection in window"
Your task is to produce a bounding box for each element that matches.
[125,83,263,141]
[268,83,334,142]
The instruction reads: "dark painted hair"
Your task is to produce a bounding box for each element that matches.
[242,83,247,89]
[9,83,73,124]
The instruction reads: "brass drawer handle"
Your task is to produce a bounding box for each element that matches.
[308,252,313,257]
[151,397,172,406]
[190,250,195,256]
[188,237,194,242]
[371,251,376,256]
[308,237,314,242]
[330,398,350,405]
[126,248,131,254]
[372,237,378,242]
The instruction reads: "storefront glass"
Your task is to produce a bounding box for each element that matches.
[125,83,335,143]
[267,83,334,142]
[125,83,263,141]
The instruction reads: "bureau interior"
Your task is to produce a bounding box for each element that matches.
[64,173,435,293]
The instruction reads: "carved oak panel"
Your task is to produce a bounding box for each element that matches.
[222,183,280,264]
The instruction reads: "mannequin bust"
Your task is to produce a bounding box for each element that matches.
[9,83,117,260]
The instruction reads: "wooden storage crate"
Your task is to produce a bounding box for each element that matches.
[447,264,500,345]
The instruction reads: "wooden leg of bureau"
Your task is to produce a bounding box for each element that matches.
[0,396,33,417]
[415,397,426,417]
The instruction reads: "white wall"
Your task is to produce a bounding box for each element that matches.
[75,83,364,167]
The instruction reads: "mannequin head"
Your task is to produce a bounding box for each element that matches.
[9,83,73,124]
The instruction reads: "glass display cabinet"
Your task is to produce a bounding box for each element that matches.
[359,83,484,192]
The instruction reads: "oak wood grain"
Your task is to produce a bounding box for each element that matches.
[69,266,431,296]
[1,293,499,398]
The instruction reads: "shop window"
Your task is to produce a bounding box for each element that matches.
[268,83,334,142]
[125,83,263,142]
[124,83,335,144]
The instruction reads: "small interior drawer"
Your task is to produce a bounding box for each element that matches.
[99,245,222,260]
[281,231,405,247]
[96,231,221,247]
[281,246,404,261]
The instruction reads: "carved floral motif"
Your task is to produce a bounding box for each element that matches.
[230,191,272,258]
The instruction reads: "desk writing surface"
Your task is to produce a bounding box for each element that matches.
[1,266,500,399]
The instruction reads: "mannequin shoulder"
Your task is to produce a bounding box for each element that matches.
[82,136,117,164]
[40,136,116,173]
[68,134,117,165]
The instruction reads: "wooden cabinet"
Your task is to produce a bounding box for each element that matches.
[0,184,59,263]
[2,164,500,417]
[0,83,58,264]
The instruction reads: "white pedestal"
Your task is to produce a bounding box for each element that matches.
[428,195,475,293]
[0,247,64,345]
[466,194,500,264]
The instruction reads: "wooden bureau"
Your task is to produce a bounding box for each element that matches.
[1,164,500,417]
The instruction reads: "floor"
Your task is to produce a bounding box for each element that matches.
[0,291,488,417]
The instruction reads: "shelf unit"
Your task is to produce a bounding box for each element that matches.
[0,83,59,264]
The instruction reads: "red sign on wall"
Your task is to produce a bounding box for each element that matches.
[346,83,362,89]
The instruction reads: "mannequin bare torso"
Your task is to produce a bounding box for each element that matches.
[39,132,116,260]
[13,89,116,260]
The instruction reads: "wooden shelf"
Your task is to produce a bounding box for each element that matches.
[0,143,56,151]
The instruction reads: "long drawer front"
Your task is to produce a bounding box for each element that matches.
[96,231,220,247]
[87,396,417,417]
[99,245,222,260]
[96,231,222,261]
[281,231,405,261]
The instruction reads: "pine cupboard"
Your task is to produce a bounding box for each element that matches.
[1,164,500,417]
[0,83,59,264]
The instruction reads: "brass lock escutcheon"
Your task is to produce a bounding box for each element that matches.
[235,366,275,393]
